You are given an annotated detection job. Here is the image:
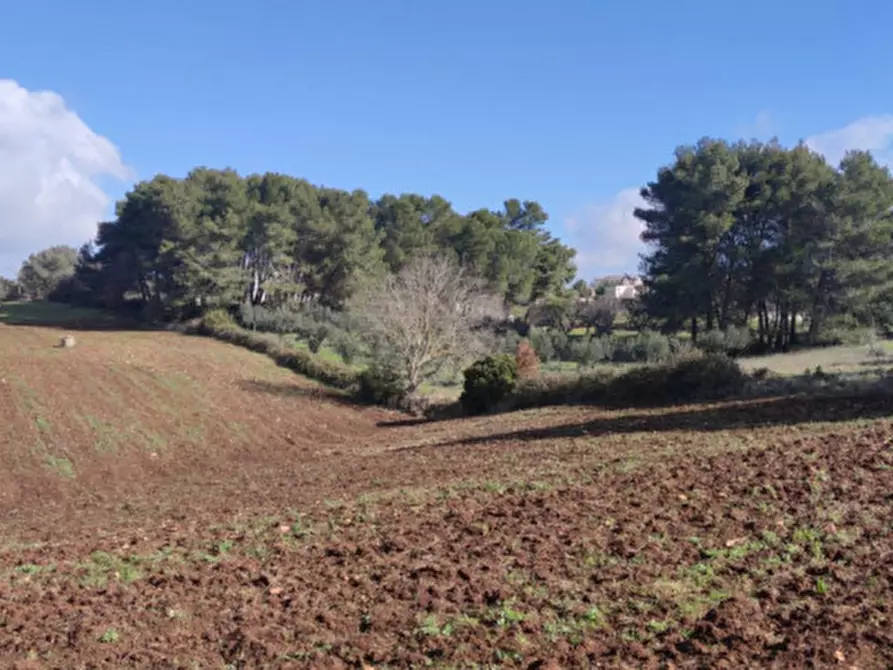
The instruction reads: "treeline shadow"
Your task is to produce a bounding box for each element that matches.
[402,394,893,451]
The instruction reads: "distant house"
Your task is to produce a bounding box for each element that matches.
[592,274,644,301]
[613,275,643,300]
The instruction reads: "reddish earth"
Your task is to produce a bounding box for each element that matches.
[1,322,892,668]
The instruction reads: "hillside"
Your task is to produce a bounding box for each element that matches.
[0,307,892,667]
[0,317,396,512]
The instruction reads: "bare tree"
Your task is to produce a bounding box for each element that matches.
[351,254,503,395]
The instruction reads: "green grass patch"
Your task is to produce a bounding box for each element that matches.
[45,455,75,479]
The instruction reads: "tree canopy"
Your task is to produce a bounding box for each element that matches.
[64,169,576,319]
[17,245,79,300]
[0,277,20,301]
[29,139,893,359]
[636,139,893,349]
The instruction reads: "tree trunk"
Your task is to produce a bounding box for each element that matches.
[757,301,768,346]
[719,272,735,331]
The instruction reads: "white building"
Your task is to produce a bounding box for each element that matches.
[613,275,644,300]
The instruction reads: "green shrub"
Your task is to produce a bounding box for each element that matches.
[696,330,726,355]
[357,363,408,408]
[270,346,357,389]
[609,336,636,363]
[724,326,753,353]
[815,324,877,347]
[570,337,607,368]
[634,332,673,363]
[510,371,613,410]
[610,332,673,364]
[239,302,347,354]
[529,328,555,362]
[332,333,361,366]
[696,327,752,356]
[591,336,616,363]
[569,338,594,368]
[608,352,745,406]
[201,308,239,333]
[460,354,519,415]
[196,309,357,390]
[502,352,745,411]
[669,336,694,359]
[306,324,329,353]
[549,330,571,360]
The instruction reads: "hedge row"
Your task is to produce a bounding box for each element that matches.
[465,352,748,414]
[192,309,359,390]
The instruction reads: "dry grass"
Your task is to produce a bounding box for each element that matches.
[739,341,893,376]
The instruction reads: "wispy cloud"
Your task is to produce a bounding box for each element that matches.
[0,79,133,277]
[563,187,646,280]
[735,110,775,140]
[805,114,893,166]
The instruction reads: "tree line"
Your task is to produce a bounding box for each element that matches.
[26,169,575,320]
[636,139,893,350]
[5,138,893,361]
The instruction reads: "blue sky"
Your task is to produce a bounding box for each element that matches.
[1,0,892,279]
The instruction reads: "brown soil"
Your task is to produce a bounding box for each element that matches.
[1,324,892,668]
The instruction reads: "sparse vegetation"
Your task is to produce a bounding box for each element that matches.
[195,308,358,390]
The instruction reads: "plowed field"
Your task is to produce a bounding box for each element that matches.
[1,320,892,668]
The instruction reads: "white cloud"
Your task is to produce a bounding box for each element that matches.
[564,187,646,280]
[805,114,893,166]
[736,110,775,140]
[0,79,132,277]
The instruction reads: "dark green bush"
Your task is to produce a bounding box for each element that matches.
[356,362,408,408]
[331,333,361,365]
[502,352,745,411]
[510,371,612,410]
[460,354,519,415]
[608,353,745,406]
[671,352,746,398]
[306,324,329,353]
